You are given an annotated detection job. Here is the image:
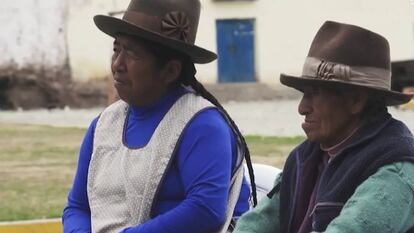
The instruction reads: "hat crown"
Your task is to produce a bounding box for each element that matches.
[93,0,217,63]
[308,21,391,70]
[280,21,413,106]
[124,0,200,44]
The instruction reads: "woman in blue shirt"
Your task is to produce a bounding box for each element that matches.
[62,0,257,232]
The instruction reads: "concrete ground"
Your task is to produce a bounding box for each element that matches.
[204,83,302,102]
[1,97,413,137]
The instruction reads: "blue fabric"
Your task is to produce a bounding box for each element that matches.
[62,87,250,233]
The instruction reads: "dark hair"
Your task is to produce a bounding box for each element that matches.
[360,91,387,122]
[136,37,258,206]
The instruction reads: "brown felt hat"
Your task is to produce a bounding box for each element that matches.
[94,0,217,64]
[280,21,413,106]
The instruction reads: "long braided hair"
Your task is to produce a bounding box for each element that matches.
[138,36,258,206]
[181,61,258,207]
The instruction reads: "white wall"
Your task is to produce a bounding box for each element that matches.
[198,0,414,84]
[0,0,68,76]
[67,0,414,84]
[67,0,122,81]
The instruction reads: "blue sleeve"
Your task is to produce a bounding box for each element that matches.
[122,108,233,233]
[62,117,99,233]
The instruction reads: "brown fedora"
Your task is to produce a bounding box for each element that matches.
[280,21,413,106]
[94,0,217,64]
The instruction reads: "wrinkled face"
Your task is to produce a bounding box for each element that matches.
[298,86,361,147]
[111,35,167,106]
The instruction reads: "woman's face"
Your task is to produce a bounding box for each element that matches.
[298,86,363,148]
[111,35,168,106]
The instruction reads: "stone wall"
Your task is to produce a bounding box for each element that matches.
[0,0,71,109]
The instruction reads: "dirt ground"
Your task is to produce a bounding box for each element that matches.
[0,74,301,110]
[0,76,413,136]
[1,98,413,137]
[0,76,108,110]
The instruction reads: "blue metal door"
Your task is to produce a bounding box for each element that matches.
[216,19,255,82]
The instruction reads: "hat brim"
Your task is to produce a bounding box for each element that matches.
[280,74,413,106]
[94,15,217,64]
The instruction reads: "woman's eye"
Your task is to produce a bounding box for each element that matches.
[126,50,140,60]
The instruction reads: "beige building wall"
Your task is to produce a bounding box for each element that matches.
[67,0,131,81]
[199,0,414,84]
[68,0,414,84]
[68,0,117,81]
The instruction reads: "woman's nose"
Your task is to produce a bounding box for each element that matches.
[112,51,126,73]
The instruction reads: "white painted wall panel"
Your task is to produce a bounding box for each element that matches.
[0,0,68,74]
[67,0,414,84]
[198,0,414,83]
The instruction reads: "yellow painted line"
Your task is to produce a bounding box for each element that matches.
[401,87,414,110]
[400,100,414,110]
[0,219,61,233]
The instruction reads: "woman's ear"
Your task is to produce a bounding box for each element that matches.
[162,60,182,85]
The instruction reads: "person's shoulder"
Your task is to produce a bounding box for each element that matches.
[180,107,236,143]
[188,107,229,131]
[378,162,414,175]
[103,100,127,113]
[90,116,99,128]
[379,162,414,189]
[285,139,313,160]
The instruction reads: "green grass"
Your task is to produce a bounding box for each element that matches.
[0,123,304,221]
[0,124,85,221]
[246,135,305,167]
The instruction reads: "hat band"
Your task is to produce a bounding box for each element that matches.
[122,11,193,43]
[302,57,391,90]
[123,11,162,35]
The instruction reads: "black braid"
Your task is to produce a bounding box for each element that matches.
[131,36,258,206]
[182,62,258,207]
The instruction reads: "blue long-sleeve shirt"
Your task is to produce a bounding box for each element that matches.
[63,87,250,233]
